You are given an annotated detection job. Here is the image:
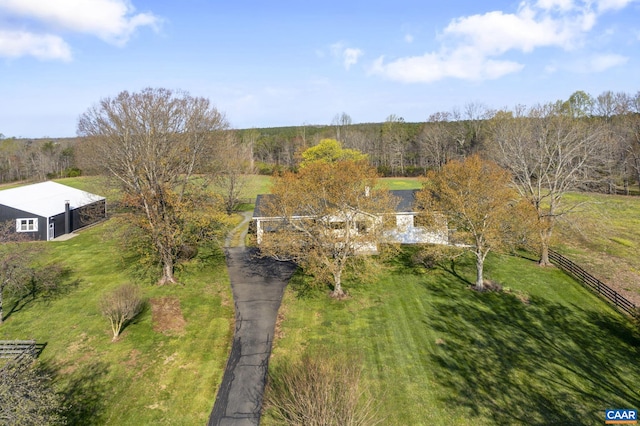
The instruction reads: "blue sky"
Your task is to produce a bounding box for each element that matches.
[1,0,639,138]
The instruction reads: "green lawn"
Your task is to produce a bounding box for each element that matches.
[553,192,640,298]
[3,175,639,425]
[264,250,640,425]
[379,177,422,190]
[242,174,272,199]
[0,220,234,425]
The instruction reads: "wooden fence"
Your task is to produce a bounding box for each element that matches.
[548,249,638,317]
[0,340,41,359]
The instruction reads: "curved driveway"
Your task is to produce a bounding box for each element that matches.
[208,213,296,426]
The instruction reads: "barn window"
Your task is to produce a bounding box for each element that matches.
[16,218,38,232]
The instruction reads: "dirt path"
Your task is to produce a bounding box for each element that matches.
[209,213,296,426]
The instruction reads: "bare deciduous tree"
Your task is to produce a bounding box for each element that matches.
[332,112,352,144]
[100,284,144,341]
[488,104,605,265]
[0,222,35,325]
[381,114,408,175]
[0,222,66,325]
[214,133,254,215]
[77,88,229,284]
[0,248,33,325]
[417,111,457,171]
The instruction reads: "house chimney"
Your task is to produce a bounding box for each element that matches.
[64,200,70,234]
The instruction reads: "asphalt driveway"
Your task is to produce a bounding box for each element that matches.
[208,213,296,426]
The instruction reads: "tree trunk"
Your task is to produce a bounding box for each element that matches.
[331,269,345,298]
[158,253,178,285]
[539,228,552,266]
[624,177,629,195]
[475,252,484,290]
[0,286,4,325]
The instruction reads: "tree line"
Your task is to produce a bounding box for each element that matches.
[245,89,640,194]
[0,137,78,184]
[2,89,639,195]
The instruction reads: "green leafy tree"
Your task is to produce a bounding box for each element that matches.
[300,139,367,167]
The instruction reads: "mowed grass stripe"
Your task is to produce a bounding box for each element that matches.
[265,251,640,425]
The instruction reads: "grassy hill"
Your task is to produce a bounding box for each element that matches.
[552,191,640,305]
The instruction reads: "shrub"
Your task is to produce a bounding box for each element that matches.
[64,167,82,178]
[100,284,144,341]
[177,244,198,261]
[256,162,288,176]
[265,351,381,426]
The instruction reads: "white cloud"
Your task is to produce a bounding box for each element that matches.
[536,0,576,12]
[443,5,590,53]
[404,34,414,43]
[587,53,628,71]
[0,0,160,60]
[372,0,634,83]
[331,42,363,70]
[343,48,363,70]
[0,30,72,61]
[371,49,523,83]
[595,0,636,12]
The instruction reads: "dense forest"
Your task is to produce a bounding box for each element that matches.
[2,89,639,194]
[0,137,79,183]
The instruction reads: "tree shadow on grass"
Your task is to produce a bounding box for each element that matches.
[4,266,80,323]
[57,360,110,425]
[439,258,474,287]
[424,279,640,426]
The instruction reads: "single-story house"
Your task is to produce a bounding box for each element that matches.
[384,189,448,245]
[252,189,448,246]
[0,181,106,241]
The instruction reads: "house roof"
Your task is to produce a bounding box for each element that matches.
[391,189,418,213]
[0,181,105,218]
[253,189,419,219]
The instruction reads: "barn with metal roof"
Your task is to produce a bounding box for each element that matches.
[0,181,106,241]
